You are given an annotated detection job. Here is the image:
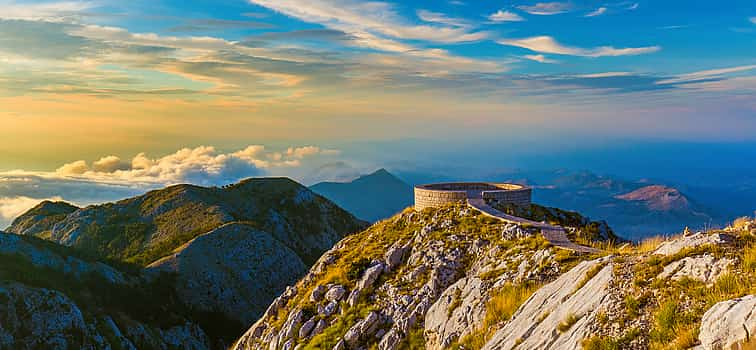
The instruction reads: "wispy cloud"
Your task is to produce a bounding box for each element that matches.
[750,17,756,24]
[0,0,93,21]
[416,9,469,28]
[247,0,488,45]
[524,54,557,63]
[488,10,525,22]
[585,7,607,17]
[656,65,756,85]
[498,36,661,57]
[516,2,572,15]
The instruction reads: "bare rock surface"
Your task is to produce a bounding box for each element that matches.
[697,295,756,350]
[0,282,210,350]
[657,254,733,284]
[483,258,614,350]
[0,232,127,284]
[654,233,730,256]
[147,222,308,325]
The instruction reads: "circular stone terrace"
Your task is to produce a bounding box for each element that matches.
[414,182,532,211]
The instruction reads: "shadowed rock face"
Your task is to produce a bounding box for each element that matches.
[0,231,211,349]
[147,223,309,325]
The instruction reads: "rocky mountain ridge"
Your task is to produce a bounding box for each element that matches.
[233,204,756,350]
[0,230,211,349]
[4,177,368,347]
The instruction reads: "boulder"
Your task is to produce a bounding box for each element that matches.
[698,295,756,350]
[325,285,347,302]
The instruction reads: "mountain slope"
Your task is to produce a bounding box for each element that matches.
[310,169,413,222]
[0,231,211,349]
[10,177,366,266]
[233,205,756,350]
[147,222,310,325]
[7,177,368,340]
[6,200,79,238]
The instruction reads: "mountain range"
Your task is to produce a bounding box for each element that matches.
[2,178,367,347]
[1,176,754,349]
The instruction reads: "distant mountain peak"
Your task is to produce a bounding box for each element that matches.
[615,185,691,211]
[310,168,413,222]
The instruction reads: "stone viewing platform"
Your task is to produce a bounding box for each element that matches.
[414,182,532,211]
[414,182,599,253]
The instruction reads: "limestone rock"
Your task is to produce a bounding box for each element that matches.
[658,254,734,284]
[344,311,382,347]
[483,258,614,350]
[147,223,308,325]
[310,285,327,302]
[698,295,756,350]
[325,285,347,302]
[654,233,730,256]
[385,243,410,271]
[299,318,316,339]
[425,277,488,349]
[311,320,328,338]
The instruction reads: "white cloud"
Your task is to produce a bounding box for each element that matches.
[499,36,660,57]
[0,196,64,228]
[585,7,607,17]
[524,54,557,63]
[516,2,572,15]
[247,0,488,45]
[92,156,130,173]
[56,160,89,175]
[750,17,756,24]
[575,72,633,78]
[656,65,756,85]
[42,145,343,187]
[488,10,525,22]
[627,3,639,10]
[0,0,93,21]
[416,9,468,28]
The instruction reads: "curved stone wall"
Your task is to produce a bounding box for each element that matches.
[414,182,532,211]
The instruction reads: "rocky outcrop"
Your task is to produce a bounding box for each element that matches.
[147,223,309,325]
[6,201,78,237]
[657,254,733,284]
[232,204,597,350]
[654,232,730,256]
[483,258,614,350]
[0,282,210,350]
[0,232,127,284]
[697,295,756,350]
[425,276,488,349]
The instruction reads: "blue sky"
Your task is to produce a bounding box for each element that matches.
[0,0,755,225]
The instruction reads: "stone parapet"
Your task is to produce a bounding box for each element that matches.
[414,183,532,211]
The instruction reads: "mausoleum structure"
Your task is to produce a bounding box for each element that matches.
[414,182,532,211]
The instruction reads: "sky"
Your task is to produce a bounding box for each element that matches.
[0,0,755,226]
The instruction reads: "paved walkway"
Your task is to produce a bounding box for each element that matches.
[467,199,601,254]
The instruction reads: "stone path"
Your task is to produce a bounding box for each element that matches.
[467,199,601,254]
